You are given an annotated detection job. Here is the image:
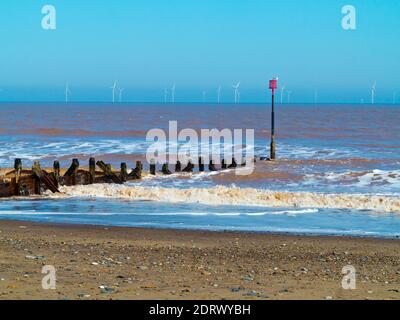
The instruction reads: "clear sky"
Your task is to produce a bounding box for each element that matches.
[0,0,399,103]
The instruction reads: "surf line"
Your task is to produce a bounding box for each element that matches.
[57,184,400,214]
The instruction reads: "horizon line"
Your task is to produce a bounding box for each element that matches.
[0,100,398,106]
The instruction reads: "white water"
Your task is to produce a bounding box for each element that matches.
[51,184,400,214]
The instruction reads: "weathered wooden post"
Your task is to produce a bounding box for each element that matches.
[221,159,227,169]
[128,161,142,179]
[96,161,123,184]
[32,161,60,194]
[175,161,181,172]
[209,160,217,171]
[120,162,128,182]
[199,157,205,172]
[53,160,60,188]
[136,161,143,178]
[14,158,22,195]
[106,164,112,172]
[14,159,22,172]
[228,158,237,168]
[162,163,172,175]
[64,158,79,185]
[149,159,156,175]
[183,160,194,172]
[89,157,96,184]
[32,161,42,195]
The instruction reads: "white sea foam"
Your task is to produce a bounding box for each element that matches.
[0,135,375,167]
[51,184,400,214]
[0,208,317,217]
[246,208,319,216]
[0,138,151,166]
[303,169,400,190]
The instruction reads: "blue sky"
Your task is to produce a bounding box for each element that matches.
[0,0,399,103]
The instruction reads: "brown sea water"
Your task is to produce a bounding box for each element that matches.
[0,103,399,193]
[0,103,400,237]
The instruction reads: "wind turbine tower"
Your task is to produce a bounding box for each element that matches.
[164,88,168,103]
[287,91,292,104]
[232,82,240,104]
[110,80,117,103]
[171,83,176,103]
[118,88,124,103]
[65,82,71,103]
[371,81,376,104]
[217,85,222,104]
[280,85,285,104]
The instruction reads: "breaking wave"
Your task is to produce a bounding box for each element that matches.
[304,169,400,187]
[52,184,400,214]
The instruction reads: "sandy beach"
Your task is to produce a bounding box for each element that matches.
[0,220,399,300]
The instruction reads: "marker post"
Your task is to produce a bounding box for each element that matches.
[269,78,278,160]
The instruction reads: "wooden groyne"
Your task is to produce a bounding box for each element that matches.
[0,157,252,198]
[0,158,143,198]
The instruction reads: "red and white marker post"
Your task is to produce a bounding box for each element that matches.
[269,78,278,160]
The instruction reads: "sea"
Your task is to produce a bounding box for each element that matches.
[0,102,399,238]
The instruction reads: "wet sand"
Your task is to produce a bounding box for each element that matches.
[0,220,399,300]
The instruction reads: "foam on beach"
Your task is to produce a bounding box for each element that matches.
[53,184,400,214]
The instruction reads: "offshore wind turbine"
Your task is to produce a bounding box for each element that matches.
[393,92,397,104]
[202,91,206,103]
[65,82,71,103]
[118,88,124,102]
[287,91,292,104]
[110,80,117,103]
[232,82,240,104]
[217,85,222,104]
[314,90,318,104]
[280,85,285,104]
[164,88,168,103]
[171,82,176,103]
[371,81,376,104]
